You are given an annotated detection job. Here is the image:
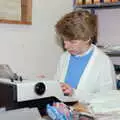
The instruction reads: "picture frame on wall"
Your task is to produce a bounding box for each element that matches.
[0,0,32,25]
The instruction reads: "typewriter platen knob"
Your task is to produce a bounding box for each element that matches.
[34,82,46,95]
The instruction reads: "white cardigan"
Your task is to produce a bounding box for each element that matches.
[54,45,116,102]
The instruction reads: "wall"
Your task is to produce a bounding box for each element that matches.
[0,1,119,79]
[0,0,72,79]
[96,8,120,65]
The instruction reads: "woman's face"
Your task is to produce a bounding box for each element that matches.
[64,40,90,55]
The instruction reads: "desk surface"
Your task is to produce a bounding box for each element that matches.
[42,116,51,120]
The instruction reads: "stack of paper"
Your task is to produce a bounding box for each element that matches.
[88,90,120,120]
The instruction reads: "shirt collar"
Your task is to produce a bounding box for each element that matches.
[74,44,94,58]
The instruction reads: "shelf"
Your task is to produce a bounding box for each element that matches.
[98,46,120,57]
[105,51,120,57]
[74,2,120,9]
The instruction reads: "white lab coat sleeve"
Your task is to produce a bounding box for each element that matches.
[54,53,65,82]
[99,58,116,91]
[54,57,62,81]
[54,52,70,82]
[73,89,96,103]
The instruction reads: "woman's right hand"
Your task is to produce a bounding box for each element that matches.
[60,82,73,96]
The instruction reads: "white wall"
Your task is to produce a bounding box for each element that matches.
[0,0,72,79]
[96,9,120,65]
[96,8,120,47]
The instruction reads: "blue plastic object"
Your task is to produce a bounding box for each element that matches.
[46,104,66,120]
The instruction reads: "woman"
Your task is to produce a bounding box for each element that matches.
[54,10,116,102]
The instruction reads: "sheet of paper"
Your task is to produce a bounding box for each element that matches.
[0,107,41,120]
[0,64,15,79]
[89,90,120,114]
[0,0,21,20]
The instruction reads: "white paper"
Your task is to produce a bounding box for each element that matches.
[0,0,21,20]
[0,64,15,79]
[89,90,120,114]
[0,107,42,120]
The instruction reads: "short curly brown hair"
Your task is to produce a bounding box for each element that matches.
[55,10,97,43]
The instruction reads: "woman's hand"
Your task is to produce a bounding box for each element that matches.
[37,75,46,79]
[60,82,73,96]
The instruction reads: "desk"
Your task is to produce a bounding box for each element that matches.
[42,116,51,120]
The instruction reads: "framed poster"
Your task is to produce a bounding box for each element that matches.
[0,0,32,25]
